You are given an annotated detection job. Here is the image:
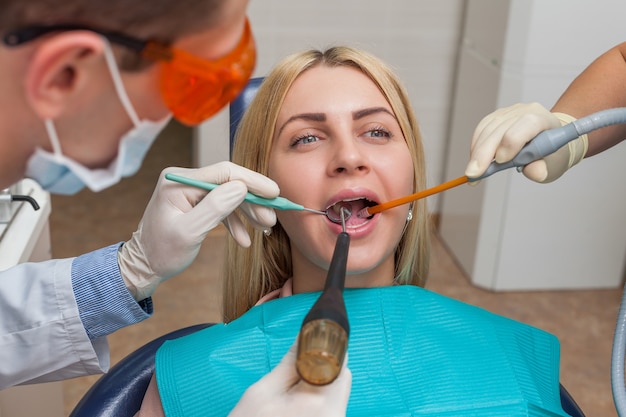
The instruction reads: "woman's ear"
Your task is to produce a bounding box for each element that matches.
[24,31,106,120]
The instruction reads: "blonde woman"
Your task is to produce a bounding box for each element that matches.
[223,45,431,323]
[138,47,569,417]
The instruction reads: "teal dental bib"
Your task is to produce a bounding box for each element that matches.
[156,286,568,416]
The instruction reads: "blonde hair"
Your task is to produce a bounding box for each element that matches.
[223,46,431,322]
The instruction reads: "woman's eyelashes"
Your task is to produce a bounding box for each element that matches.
[289,125,393,148]
[363,125,392,139]
[291,132,321,147]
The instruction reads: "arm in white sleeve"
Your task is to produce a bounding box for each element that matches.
[0,243,151,389]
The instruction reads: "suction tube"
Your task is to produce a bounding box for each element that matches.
[473,107,626,181]
[574,107,626,417]
[572,107,626,135]
[567,107,626,417]
[613,281,626,416]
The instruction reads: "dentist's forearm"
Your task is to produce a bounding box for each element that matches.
[551,42,626,157]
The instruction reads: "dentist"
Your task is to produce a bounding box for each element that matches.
[0,0,350,415]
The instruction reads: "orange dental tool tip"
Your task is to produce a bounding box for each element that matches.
[358,175,469,218]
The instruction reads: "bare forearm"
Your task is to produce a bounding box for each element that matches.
[552,42,626,157]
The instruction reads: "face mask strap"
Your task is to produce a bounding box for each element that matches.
[100,37,141,127]
[44,119,64,159]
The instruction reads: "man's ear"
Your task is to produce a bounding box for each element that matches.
[24,32,106,120]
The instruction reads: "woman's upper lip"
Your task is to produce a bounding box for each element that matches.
[324,187,380,209]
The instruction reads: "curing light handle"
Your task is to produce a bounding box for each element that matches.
[296,231,350,386]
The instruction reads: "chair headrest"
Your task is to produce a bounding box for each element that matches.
[229,77,265,158]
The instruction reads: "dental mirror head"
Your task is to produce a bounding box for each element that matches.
[326,202,352,224]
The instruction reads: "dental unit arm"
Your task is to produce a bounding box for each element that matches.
[296,210,350,385]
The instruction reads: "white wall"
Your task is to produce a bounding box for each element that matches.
[194,0,465,211]
[440,0,626,290]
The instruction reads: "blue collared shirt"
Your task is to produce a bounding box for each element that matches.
[72,243,152,339]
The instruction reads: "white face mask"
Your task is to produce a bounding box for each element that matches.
[25,38,172,195]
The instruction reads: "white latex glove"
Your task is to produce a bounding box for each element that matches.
[465,102,588,183]
[118,162,279,300]
[229,340,352,417]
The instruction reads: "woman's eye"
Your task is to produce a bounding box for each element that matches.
[365,128,391,138]
[292,134,319,146]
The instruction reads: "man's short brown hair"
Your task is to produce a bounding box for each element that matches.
[0,0,226,70]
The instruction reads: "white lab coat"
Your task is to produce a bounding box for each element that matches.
[0,257,109,390]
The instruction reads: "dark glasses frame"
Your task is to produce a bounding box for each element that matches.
[3,24,173,62]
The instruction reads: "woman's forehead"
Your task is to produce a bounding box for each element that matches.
[278,66,393,119]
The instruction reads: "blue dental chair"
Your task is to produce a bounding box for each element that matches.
[69,324,212,417]
[69,78,586,417]
[229,77,265,158]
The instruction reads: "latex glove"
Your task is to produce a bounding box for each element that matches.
[229,340,352,417]
[465,103,588,183]
[119,162,279,301]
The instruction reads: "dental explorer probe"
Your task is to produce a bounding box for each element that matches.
[164,173,326,215]
[358,107,626,219]
[296,208,350,385]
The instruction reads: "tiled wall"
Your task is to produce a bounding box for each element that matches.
[195,0,465,210]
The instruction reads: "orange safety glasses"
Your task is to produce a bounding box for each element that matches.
[3,19,256,126]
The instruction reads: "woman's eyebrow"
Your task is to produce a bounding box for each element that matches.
[277,107,395,136]
[353,107,396,120]
[277,113,326,136]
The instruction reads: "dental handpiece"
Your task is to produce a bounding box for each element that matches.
[358,107,626,218]
[296,209,350,385]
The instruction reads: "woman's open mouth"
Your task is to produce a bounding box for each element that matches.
[325,198,377,226]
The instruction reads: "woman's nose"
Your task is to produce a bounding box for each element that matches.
[327,137,370,176]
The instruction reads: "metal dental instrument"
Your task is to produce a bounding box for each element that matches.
[326,204,352,224]
[164,172,326,215]
[296,208,350,385]
[358,107,626,219]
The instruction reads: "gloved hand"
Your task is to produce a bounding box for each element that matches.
[465,102,588,183]
[228,340,352,417]
[118,162,279,301]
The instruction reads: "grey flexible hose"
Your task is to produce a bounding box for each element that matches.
[569,107,626,417]
[473,107,626,181]
[613,281,626,417]
[568,107,626,417]
[572,107,626,135]
[477,107,626,415]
